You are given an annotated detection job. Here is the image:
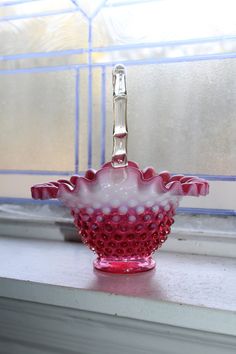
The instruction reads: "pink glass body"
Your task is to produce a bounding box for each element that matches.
[31,161,209,273]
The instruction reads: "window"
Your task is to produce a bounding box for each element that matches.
[0,0,235,216]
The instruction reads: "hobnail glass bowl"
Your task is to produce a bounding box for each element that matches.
[31,161,209,273]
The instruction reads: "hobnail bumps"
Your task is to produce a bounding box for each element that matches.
[73,205,174,259]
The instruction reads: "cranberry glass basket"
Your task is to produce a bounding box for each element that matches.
[31,65,209,274]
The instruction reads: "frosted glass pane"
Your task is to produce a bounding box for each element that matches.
[0,0,235,208]
[0,13,88,56]
[0,71,75,171]
[91,68,102,169]
[0,53,88,71]
[91,41,236,65]
[78,67,106,171]
[93,0,236,46]
[105,67,113,163]
[78,69,88,171]
[104,61,236,175]
[0,0,73,17]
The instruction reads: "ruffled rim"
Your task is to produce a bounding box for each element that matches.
[31,161,209,200]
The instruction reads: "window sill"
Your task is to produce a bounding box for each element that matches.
[0,235,236,337]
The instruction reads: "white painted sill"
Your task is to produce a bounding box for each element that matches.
[0,236,236,338]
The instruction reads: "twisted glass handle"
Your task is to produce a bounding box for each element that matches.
[112,64,128,168]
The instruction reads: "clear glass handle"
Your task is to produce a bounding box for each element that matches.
[112,64,128,168]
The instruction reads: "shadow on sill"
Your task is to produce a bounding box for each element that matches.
[56,221,81,242]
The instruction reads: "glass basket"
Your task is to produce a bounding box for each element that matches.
[31,65,209,273]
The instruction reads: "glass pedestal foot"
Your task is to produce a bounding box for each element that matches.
[94,257,156,274]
